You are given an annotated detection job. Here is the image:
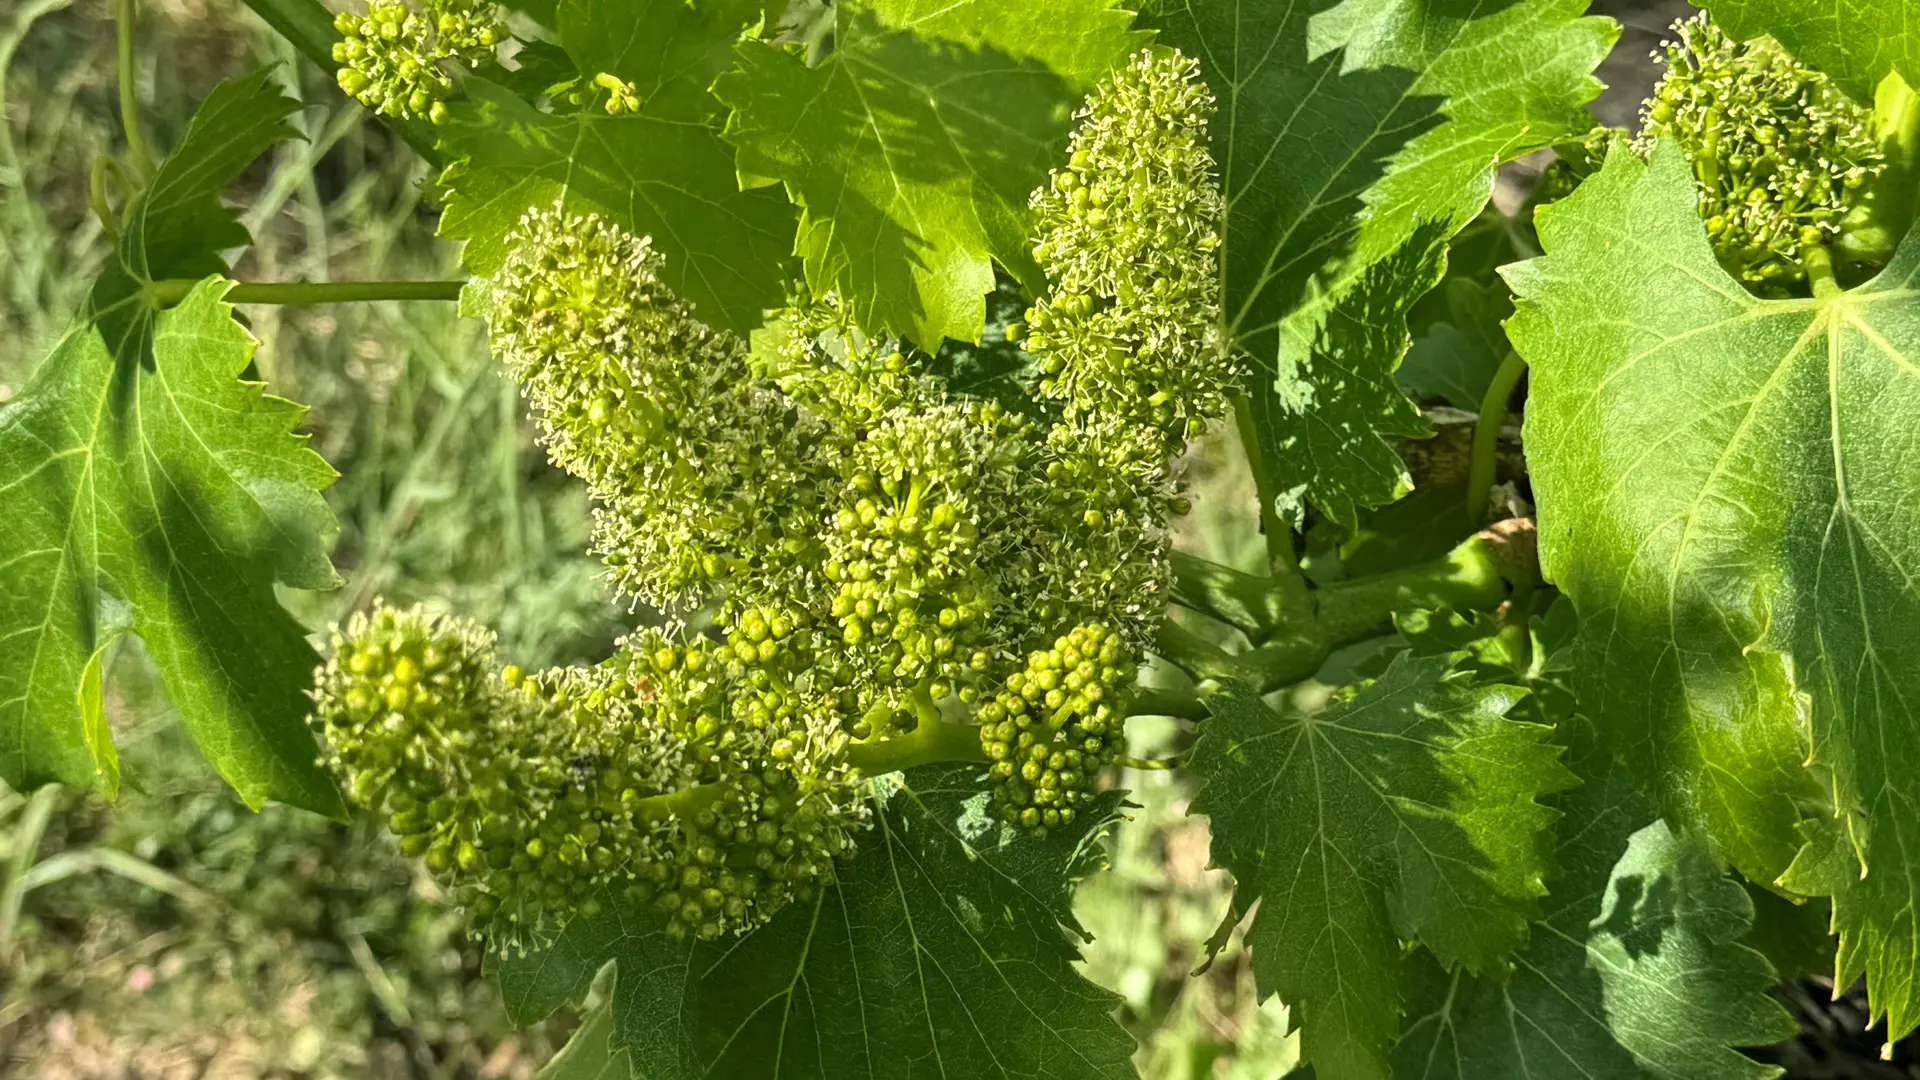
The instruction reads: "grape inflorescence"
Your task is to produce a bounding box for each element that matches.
[331,0,504,123]
[1637,12,1882,287]
[310,47,1229,939]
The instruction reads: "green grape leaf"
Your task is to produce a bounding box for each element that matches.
[1150,0,1611,523]
[1508,136,1920,1039]
[1399,277,1514,411]
[556,0,779,122]
[1701,0,1919,101]
[492,764,1135,1079]
[437,77,797,332]
[713,0,1145,347]
[0,279,342,813]
[1261,223,1446,529]
[1190,654,1574,1080]
[1393,720,1796,1080]
[90,66,300,357]
[538,994,638,1080]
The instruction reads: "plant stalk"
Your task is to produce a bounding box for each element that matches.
[1232,391,1299,577]
[1806,245,1842,299]
[1154,532,1516,694]
[114,0,153,179]
[145,279,467,306]
[1466,351,1526,523]
[846,719,989,774]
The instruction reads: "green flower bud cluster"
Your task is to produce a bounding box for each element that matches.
[310,602,869,945]
[1018,418,1177,653]
[331,0,504,123]
[751,291,938,430]
[823,402,1032,728]
[1636,12,1882,288]
[484,203,836,613]
[978,623,1132,830]
[1024,49,1230,445]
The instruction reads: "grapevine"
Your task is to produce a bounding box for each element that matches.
[8,0,1920,1076]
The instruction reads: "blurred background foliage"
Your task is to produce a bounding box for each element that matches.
[0,0,1298,1075]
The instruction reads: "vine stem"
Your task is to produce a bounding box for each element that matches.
[1232,391,1299,576]
[1466,351,1526,523]
[114,0,153,180]
[1158,531,1519,693]
[847,719,989,774]
[144,279,467,305]
[1805,245,1842,299]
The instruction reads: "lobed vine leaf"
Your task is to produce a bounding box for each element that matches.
[1510,136,1920,1042]
[90,66,301,358]
[1150,0,1612,523]
[556,0,781,123]
[1700,0,1920,102]
[1394,722,1795,1080]
[492,764,1136,1079]
[713,0,1145,348]
[1399,276,1514,411]
[1190,654,1574,1080]
[0,66,340,812]
[436,75,797,332]
[0,280,343,813]
[1387,607,1794,1080]
[1260,222,1447,529]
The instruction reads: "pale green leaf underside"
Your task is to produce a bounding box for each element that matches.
[437,78,797,333]
[1511,137,1920,1041]
[1191,655,1571,1080]
[1702,0,1918,101]
[538,994,638,1080]
[493,764,1135,1079]
[0,281,342,814]
[713,0,1144,347]
[1153,0,1612,522]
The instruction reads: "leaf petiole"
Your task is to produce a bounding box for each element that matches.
[113,0,153,179]
[143,279,467,306]
[1466,350,1526,522]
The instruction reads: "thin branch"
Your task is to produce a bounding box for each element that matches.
[144,278,467,305]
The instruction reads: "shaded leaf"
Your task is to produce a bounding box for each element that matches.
[91,67,301,360]
[1151,0,1611,522]
[714,0,1144,347]
[1399,277,1513,410]
[437,78,796,332]
[491,764,1135,1079]
[557,0,780,122]
[0,280,342,813]
[1190,654,1573,1080]
[1263,223,1446,528]
[1394,721,1795,1080]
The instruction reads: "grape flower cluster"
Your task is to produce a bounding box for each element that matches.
[331,0,505,123]
[1636,12,1883,288]
[309,48,1231,942]
[312,604,866,945]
